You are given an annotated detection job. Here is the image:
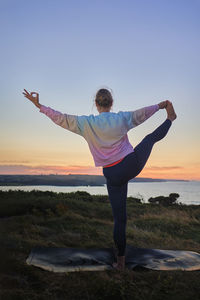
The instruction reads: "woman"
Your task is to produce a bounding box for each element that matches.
[22,88,177,271]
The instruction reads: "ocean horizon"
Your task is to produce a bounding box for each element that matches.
[1,180,199,206]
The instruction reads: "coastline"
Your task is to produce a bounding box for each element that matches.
[0,174,190,187]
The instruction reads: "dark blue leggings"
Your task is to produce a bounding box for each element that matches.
[103,118,172,256]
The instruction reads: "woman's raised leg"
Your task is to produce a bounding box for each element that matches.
[134,118,172,173]
[129,102,177,177]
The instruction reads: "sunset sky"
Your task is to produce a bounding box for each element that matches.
[0,0,200,180]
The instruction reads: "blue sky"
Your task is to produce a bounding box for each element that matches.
[0,0,200,179]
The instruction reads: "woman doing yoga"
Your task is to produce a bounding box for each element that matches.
[22,88,177,271]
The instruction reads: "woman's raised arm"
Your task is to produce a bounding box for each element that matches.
[23,89,82,136]
[131,100,172,128]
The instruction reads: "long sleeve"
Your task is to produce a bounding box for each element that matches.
[131,104,159,128]
[39,104,82,135]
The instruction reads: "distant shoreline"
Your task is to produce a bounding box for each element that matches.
[0,174,190,186]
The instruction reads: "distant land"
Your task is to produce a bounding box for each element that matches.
[0,174,189,186]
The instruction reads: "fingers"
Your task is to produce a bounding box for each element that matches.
[23,88,29,96]
[22,89,39,100]
[23,89,38,96]
[22,89,34,100]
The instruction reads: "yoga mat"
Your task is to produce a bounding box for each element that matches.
[26,244,200,272]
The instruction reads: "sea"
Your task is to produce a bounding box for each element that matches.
[0,181,200,206]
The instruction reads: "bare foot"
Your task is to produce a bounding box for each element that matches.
[166,102,177,121]
[112,262,125,271]
[112,256,125,271]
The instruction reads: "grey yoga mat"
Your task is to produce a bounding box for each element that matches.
[26,244,200,272]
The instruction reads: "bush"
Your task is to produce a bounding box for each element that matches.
[148,193,180,206]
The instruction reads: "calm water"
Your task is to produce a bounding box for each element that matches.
[1,181,200,205]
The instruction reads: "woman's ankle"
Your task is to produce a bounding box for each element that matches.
[117,255,125,266]
[166,103,177,121]
[113,256,125,270]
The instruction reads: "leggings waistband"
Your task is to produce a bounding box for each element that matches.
[103,157,125,168]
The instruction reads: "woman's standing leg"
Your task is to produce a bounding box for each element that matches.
[104,179,128,271]
[105,181,128,257]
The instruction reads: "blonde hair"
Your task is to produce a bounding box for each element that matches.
[95,88,114,108]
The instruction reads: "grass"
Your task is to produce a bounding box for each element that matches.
[0,189,200,300]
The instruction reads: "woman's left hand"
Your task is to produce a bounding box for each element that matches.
[22,89,41,108]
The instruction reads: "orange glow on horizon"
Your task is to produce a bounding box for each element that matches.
[0,164,199,181]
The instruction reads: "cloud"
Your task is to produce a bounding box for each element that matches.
[0,164,102,175]
[146,166,184,170]
[0,160,31,163]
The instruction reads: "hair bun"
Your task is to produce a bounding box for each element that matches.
[95,88,113,108]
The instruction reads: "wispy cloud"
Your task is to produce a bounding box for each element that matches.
[146,166,184,170]
[0,164,102,175]
[0,160,31,163]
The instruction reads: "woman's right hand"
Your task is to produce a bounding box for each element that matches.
[22,89,41,108]
[158,100,171,109]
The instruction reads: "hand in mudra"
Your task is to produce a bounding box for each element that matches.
[158,100,172,109]
[22,89,41,108]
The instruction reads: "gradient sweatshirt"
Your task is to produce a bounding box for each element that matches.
[39,104,160,167]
